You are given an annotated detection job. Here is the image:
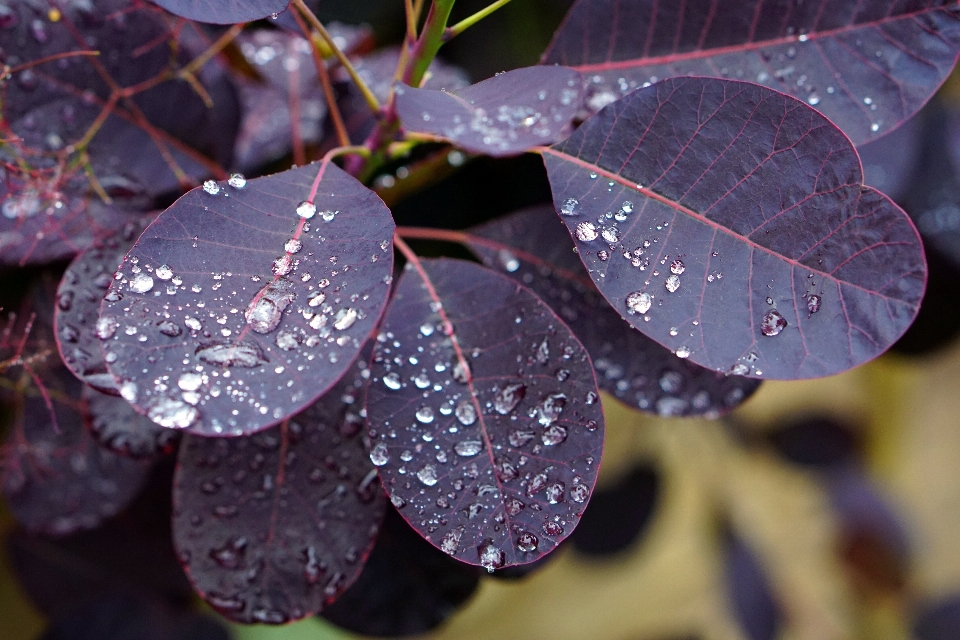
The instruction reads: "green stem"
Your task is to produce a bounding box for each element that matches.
[403,0,456,88]
[291,0,381,114]
[444,0,513,41]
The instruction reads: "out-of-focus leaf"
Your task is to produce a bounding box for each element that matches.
[367,258,604,570]
[543,76,926,379]
[84,386,180,460]
[570,465,659,556]
[724,534,782,640]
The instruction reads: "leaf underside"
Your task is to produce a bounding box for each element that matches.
[543,76,925,380]
[98,162,394,436]
[543,0,960,145]
[469,206,761,416]
[173,354,386,624]
[367,258,604,570]
[149,0,290,24]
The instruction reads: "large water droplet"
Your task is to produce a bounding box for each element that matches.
[541,424,568,446]
[333,308,358,331]
[417,464,438,486]
[228,173,246,189]
[670,259,685,275]
[575,222,598,242]
[128,273,154,293]
[210,537,246,569]
[158,320,182,337]
[178,372,203,392]
[545,481,565,504]
[454,439,483,457]
[760,309,788,336]
[383,372,402,390]
[675,346,691,359]
[296,201,316,219]
[664,274,680,293]
[478,542,504,572]
[202,180,220,195]
[120,381,137,403]
[535,393,566,426]
[625,291,652,314]
[570,483,589,503]
[517,531,539,552]
[148,397,200,429]
[415,407,435,424]
[441,529,462,555]
[455,400,477,426]
[96,316,118,340]
[155,265,173,280]
[494,383,526,415]
[196,340,267,368]
[369,442,389,466]
[245,278,295,334]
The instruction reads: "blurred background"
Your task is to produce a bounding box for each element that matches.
[5,1,960,639]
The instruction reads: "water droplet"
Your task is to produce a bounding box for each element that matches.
[541,424,568,446]
[415,407,435,424]
[455,400,477,426]
[807,92,820,106]
[517,531,539,552]
[455,439,483,457]
[478,542,504,572]
[601,226,619,243]
[675,346,691,359]
[665,274,680,292]
[96,317,118,340]
[535,393,566,426]
[807,294,821,314]
[178,372,203,392]
[369,442,389,466]
[285,239,302,254]
[296,201,316,219]
[625,291,652,314]
[670,259,685,275]
[128,273,154,293]
[452,360,470,384]
[383,372,402,390]
[333,308,358,331]
[413,372,431,389]
[441,529,462,555]
[245,278,295,334]
[417,464,438,486]
[419,323,434,337]
[494,383,526,414]
[760,309,788,337]
[545,482,565,504]
[597,250,609,261]
[576,222,598,241]
[228,173,246,188]
[570,483,589,503]
[203,180,220,195]
[559,198,581,216]
[155,264,173,280]
[542,521,563,537]
[210,537,247,569]
[871,122,880,132]
[148,397,200,429]
[120,381,137,403]
[196,341,267,367]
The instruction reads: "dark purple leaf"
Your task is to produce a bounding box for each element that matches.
[543,0,960,145]
[469,206,761,416]
[569,464,658,556]
[172,354,387,624]
[320,506,481,637]
[766,415,860,468]
[55,221,152,394]
[858,111,923,201]
[6,461,193,620]
[367,258,604,570]
[1,366,151,537]
[914,596,960,640]
[331,47,470,148]
[395,66,583,157]
[543,77,926,379]
[724,534,782,640]
[85,386,180,460]
[99,162,394,436]
[149,0,290,24]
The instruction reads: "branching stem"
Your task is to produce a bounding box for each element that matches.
[445,0,514,41]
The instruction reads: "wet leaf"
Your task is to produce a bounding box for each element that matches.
[543,0,960,145]
[1,365,151,536]
[99,162,394,436]
[149,0,290,24]
[55,221,152,395]
[395,66,583,157]
[172,354,387,624]
[85,386,180,460]
[469,205,761,416]
[320,506,481,637]
[542,76,926,380]
[367,258,604,571]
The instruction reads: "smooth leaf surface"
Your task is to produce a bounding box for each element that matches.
[543,0,960,145]
[99,162,394,436]
[320,507,481,637]
[55,221,152,394]
[2,366,151,536]
[395,66,584,157]
[542,77,926,379]
[149,0,289,24]
[172,354,387,624]
[367,258,604,570]
[85,386,180,460]
[468,206,761,416]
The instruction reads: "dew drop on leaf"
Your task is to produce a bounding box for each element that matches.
[517,531,539,552]
[575,222,598,241]
[454,439,483,457]
[545,482,565,504]
[670,259,685,275]
[494,383,526,414]
[245,278,295,334]
[155,264,174,280]
[415,407,435,424]
[535,393,566,426]
[196,341,267,368]
[760,309,788,337]
[228,173,246,189]
[203,180,220,195]
[625,291,652,314]
[96,316,118,340]
[296,201,316,219]
[675,346,691,359]
[369,442,390,466]
[559,197,581,216]
[441,529,462,555]
[416,464,438,486]
[807,294,822,314]
[147,397,200,429]
[478,541,505,572]
[455,400,477,426]
[383,372,402,390]
[570,483,589,503]
[664,274,680,293]
[541,424,568,446]
[128,273,154,293]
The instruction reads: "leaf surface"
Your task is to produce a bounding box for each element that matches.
[468,206,760,416]
[172,354,386,624]
[85,386,180,460]
[543,0,960,145]
[394,66,583,156]
[99,162,394,436]
[149,0,290,24]
[367,258,604,570]
[542,77,926,379]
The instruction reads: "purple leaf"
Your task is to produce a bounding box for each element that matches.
[85,386,181,460]
[542,77,926,379]
[172,355,386,624]
[858,111,923,201]
[543,0,960,145]
[1,366,151,537]
[724,533,783,640]
[468,206,761,416]
[395,66,584,157]
[569,464,659,556]
[55,221,152,394]
[367,258,604,571]
[320,506,481,636]
[98,162,394,436]
[149,0,290,24]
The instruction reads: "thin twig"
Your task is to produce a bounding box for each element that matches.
[445,0,514,41]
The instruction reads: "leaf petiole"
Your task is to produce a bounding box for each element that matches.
[444,0,514,41]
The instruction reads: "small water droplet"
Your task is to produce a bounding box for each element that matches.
[760,309,788,336]
[417,464,438,486]
[535,393,566,426]
[333,308,358,331]
[455,439,483,457]
[441,529,462,555]
[731,363,750,375]
[494,383,526,414]
[541,424,568,446]
[158,320,181,337]
[369,442,389,466]
[478,541,504,572]
[455,400,477,426]
[96,316,118,340]
[570,483,589,503]
[670,259,685,275]
[148,397,200,429]
[675,346,691,359]
[517,531,539,552]
[155,265,173,280]
[202,180,220,195]
[559,198,581,216]
[383,372,402,390]
[665,274,680,293]
[415,407,435,424]
[228,173,246,188]
[285,239,302,254]
[807,294,821,314]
